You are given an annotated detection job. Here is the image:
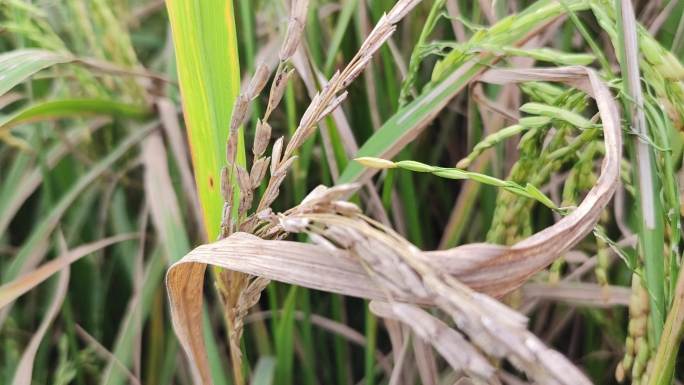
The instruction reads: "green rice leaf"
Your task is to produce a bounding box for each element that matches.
[165,0,242,238]
[0,99,150,130]
[0,49,71,97]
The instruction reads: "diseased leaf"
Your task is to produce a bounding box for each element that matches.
[167,66,621,385]
[164,0,242,238]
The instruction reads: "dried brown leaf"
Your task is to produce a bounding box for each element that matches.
[167,66,619,385]
[143,132,188,259]
[157,98,205,237]
[0,234,135,309]
[522,282,630,308]
[370,301,497,383]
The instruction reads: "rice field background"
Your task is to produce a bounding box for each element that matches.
[2,0,684,384]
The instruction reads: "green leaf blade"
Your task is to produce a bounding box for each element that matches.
[165,0,241,238]
[0,49,72,97]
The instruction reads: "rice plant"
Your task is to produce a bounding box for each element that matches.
[3,0,684,384]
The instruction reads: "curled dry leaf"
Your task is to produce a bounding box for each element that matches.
[166,66,619,384]
[276,210,588,384]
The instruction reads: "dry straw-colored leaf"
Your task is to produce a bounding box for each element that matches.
[167,65,620,385]
[411,336,438,385]
[522,282,631,308]
[143,132,188,255]
[156,98,205,236]
[0,234,136,310]
[272,209,583,384]
[11,260,69,385]
[370,301,497,383]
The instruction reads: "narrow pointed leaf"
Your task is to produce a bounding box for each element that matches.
[164,0,242,238]
[0,99,150,130]
[0,49,71,97]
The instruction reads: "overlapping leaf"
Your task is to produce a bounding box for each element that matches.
[167,66,621,385]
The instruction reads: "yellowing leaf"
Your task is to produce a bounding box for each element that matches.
[165,0,242,238]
